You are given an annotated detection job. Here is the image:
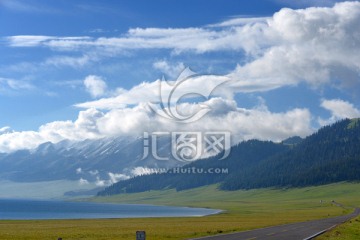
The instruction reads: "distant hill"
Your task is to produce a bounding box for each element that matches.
[98,118,360,196]
[0,136,184,183]
[98,140,289,195]
[281,136,303,145]
[222,118,360,190]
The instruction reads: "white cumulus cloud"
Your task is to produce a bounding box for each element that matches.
[75,69,230,109]
[4,2,360,95]
[54,1,360,110]
[76,168,82,174]
[0,98,313,153]
[0,108,105,152]
[130,167,162,176]
[108,172,130,184]
[83,75,108,98]
[229,1,360,93]
[153,60,185,78]
[79,178,89,185]
[4,2,360,152]
[319,99,360,125]
[0,126,13,135]
[0,77,34,93]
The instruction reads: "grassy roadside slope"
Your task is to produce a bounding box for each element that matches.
[0,182,359,240]
[316,215,360,240]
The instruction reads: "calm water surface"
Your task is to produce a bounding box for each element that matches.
[0,199,220,220]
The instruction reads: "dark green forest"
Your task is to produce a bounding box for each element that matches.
[98,118,360,196]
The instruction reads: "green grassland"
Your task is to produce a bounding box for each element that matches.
[1,182,360,240]
[316,216,360,240]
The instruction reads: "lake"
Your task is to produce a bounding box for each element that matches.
[0,199,220,220]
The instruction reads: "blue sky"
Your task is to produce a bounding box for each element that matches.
[0,0,281,130]
[0,0,359,152]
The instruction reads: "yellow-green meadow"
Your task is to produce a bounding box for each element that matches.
[1,182,359,240]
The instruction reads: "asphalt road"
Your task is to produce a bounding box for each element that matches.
[190,208,360,240]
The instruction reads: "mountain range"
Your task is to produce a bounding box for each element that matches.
[98,118,360,196]
[0,135,183,185]
[1,118,359,198]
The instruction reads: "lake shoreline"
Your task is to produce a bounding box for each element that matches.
[0,198,222,220]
